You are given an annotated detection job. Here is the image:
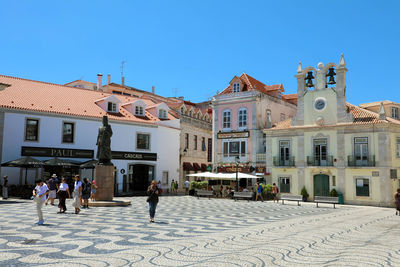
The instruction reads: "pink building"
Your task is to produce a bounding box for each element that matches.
[211,73,297,184]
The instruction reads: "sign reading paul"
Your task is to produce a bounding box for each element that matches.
[22,146,94,158]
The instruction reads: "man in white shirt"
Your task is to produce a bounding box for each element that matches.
[33,179,49,225]
[184,180,190,194]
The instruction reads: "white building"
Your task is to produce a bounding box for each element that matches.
[0,75,180,195]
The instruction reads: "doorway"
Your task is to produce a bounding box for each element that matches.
[313,139,327,166]
[313,174,330,197]
[128,164,154,192]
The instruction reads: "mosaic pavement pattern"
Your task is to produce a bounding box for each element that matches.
[0,196,399,266]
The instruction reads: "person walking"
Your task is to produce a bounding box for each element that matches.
[33,179,49,225]
[82,178,91,209]
[394,188,400,216]
[57,177,70,213]
[175,181,179,194]
[2,175,8,199]
[46,174,59,206]
[184,179,190,195]
[72,175,82,214]
[255,182,264,202]
[90,180,98,202]
[272,183,279,203]
[170,180,175,195]
[147,180,161,223]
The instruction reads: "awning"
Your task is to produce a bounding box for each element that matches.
[42,157,80,167]
[193,163,201,171]
[186,172,258,180]
[183,162,194,171]
[201,163,207,172]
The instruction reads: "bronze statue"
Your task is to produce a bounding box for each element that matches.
[96,116,113,165]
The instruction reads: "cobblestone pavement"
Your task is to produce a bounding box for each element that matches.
[0,196,399,266]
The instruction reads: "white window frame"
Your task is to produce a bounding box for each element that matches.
[62,121,75,144]
[136,132,151,150]
[222,140,247,158]
[280,113,285,121]
[266,109,272,128]
[392,107,399,119]
[238,108,248,129]
[233,83,240,93]
[397,137,400,158]
[355,177,370,197]
[222,110,232,130]
[159,109,168,119]
[107,102,118,112]
[24,117,40,142]
[135,106,144,116]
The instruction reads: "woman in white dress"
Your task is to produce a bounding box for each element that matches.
[72,175,82,214]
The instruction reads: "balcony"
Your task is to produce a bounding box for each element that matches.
[216,153,249,163]
[348,155,376,167]
[307,155,333,166]
[256,153,266,163]
[273,156,295,167]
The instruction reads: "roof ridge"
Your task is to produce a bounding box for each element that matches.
[0,74,112,95]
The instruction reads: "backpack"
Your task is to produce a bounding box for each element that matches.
[83,182,91,194]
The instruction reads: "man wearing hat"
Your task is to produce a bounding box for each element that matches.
[46,174,59,206]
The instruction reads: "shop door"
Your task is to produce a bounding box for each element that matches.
[128,164,154,192]
[313,174,329,197]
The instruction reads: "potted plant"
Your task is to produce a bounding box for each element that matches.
[330,188,338,197]
[301,186,309,202]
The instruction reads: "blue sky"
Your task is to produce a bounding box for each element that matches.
[1,0,399,105]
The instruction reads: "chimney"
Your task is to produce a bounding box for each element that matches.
[97,74,103,90]
[121,77,125,87]
[107,74,111,85]
[152,86,155,94]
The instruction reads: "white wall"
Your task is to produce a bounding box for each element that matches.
[0,112,180,189]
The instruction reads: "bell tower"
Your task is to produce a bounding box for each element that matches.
[291,54,353,127]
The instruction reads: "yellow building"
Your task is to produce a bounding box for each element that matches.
[264,55,400,207]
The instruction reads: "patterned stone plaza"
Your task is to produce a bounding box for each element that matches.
[0,196,399,266]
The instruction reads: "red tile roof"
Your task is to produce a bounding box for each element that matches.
[270,103,400,130]
[0,74,174,124]
[219,73,296,105]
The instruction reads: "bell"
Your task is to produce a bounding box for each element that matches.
[327,67,336,77]
[305,78,314,88]
[328,75,336,85]
[327,67,336,85]
[305,71,314,80]
[304,71,314,88]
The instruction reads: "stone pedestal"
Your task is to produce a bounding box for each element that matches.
[94,165,114,201]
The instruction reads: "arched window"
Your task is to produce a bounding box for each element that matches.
[222,110,231,129]
[238,108,248,128]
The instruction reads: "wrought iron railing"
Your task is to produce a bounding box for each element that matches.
[347,155,375,167]
[306,155,333,166]
[273,156,295,167]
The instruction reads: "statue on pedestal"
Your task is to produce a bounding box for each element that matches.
[96,116,113,165]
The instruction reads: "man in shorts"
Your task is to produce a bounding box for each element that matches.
[255,182,264,202]
[46,174,59,206]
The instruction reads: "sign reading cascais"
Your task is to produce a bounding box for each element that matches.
[111,151,157,161]
[217,130,250,139]
[22,146,94,158]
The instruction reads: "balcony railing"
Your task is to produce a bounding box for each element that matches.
[348,155,376,167]
[307,155,334,166]
[273,156,295,167]
[216,153,250,163]
[256,153,266,163]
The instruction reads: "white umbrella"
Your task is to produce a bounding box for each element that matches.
[186,172,217,178]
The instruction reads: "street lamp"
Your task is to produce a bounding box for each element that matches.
[235,156,240,192]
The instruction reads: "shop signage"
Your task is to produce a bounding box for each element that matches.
[217,130,250,139]
[111,151,157,161]
[22,146,94,158]
[217,166,250,173]
[120,169,126,174]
